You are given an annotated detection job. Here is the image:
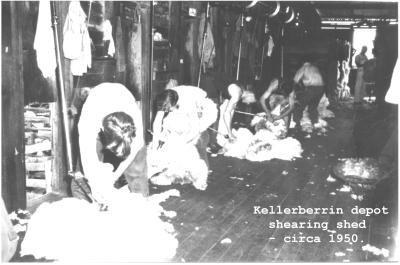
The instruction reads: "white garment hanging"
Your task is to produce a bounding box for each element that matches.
[267,36,274,57]
[63,1,91,76]
[34,0,56,78]
[102,20,115,57]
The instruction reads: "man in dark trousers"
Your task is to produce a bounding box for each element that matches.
[292,62,325,132]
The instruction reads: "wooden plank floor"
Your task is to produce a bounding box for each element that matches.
[153,102,398,262]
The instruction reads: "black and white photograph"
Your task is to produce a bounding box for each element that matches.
[1,0,399,262]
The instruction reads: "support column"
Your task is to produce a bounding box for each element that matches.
[139,2,152,143]
[1,1,26,211]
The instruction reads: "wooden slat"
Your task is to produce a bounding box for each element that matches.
[24,116,50,123]
[25,126,52,132]
[24,107,50,112]
[25,141,51,154]
[25,155,52,163]
[26,162,46,172]
[26,178,46,189]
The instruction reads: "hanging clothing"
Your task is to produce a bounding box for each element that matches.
[63,1,91,76]
[185,22,195,59]
[102,20,115,57]
[198,13,215,70]
[34,0,56,78]
[115,17,126,73]
[127,22,142,98]
[267,35,274,57]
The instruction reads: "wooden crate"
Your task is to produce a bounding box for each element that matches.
[24,103,55,199]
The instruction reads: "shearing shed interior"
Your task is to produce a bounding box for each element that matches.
[1,0,399,262]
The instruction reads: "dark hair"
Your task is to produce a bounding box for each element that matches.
[279,79,294,96]
[101,112,136,158]
[156,89,179,112]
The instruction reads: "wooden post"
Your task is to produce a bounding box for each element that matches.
[187,2,202,85]
[52,1,70,195]
[1,1,26,211]
[213,7,223,75]
[223,12,234,77]
[139,2,152,143]
[280,25,284,78]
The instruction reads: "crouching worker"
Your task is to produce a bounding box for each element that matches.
[150,84,217,190]
[72,83,148,208]
[292,62,325,131]
[259,78,296,132]
[214,83,256,150]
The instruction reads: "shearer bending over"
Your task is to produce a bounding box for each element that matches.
[152,82,217,173]
[259,78,296,132]
[292,62,325,132]
[76,83,148,208]
[212,83,256,151]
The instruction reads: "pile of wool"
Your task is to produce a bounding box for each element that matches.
[148,103,209,190]
[251,116,287,138]
[246,130,302,161]
[250,105,287,138]
[318,94,335,119]
[223,128,303,162]
[223,128,254,158]
[147,141,208,190]
[20,190,180,262]
[362,244,390,258]
[338,158,380,180]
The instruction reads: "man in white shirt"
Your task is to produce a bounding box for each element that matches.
[76,83,148,206]
[152,84,217,168]
[354,46,369,103]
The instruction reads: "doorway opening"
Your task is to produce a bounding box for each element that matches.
[352,28,376,67]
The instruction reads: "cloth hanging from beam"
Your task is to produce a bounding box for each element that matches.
[198,13,215,70]
[33,0,56,78]
[102,20,115,57]
[63,1,92,76]
[127,22,142,99]
[115,16,126,73]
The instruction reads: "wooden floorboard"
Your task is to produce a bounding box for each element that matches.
[14,103,397,262]
[164,103,397,262]
[198,167,297,261]
[170,161,256,244]
[218,161,314,262]
[173,165,276,261]
[177,159,293,261]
